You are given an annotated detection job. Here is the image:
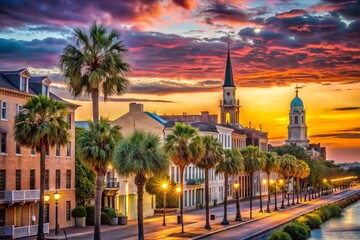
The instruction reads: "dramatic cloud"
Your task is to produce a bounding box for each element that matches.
[332,107,360,111]
[276,9,307,18]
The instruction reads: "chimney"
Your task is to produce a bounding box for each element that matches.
[129,103,143,112]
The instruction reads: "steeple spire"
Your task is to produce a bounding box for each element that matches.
[223,42,235,87]
[295,84,300,97]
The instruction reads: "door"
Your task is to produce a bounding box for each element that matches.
[15,206,22,227]
[0,209,5,226]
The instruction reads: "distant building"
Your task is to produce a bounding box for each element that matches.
[0,69,78,239]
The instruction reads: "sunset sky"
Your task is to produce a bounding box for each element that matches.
[0,0,359,162]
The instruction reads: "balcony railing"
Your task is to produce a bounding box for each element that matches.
[0,190,40,203]
[186,178,205,185]
[105,181,120,189]
[0,223,49,239]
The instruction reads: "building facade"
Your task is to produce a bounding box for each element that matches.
[0,69,77,239]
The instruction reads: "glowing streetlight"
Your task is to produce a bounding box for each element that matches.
[233,181,242,221]
[54,191,61,235]
[162,183,168,226]
[44,193,50,204]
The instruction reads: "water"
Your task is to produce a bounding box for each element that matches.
[310,200,360,240]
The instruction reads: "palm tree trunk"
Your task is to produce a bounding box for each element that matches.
[221,173,229,225]
[267,172,271,213]
[287,177,290,206]
[204,168,211,230]
[135,174,145,240]
[94,173,104,240]
[297,177,300,204]
[179,166,185,233]
[292,177,295,205]
[37,144,46,240]
[250,173,253,219]
[92,88,99,123]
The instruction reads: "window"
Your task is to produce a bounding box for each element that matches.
[0,133,6,153]
[66,201,71,221]
[0,170,5,190]
[302,115,304,123]
[20,77,27,91]
[17,104,23,113]
[66,170,71,189]
[295,116,299,124]
[56,144,60,157]
[67,142,71,157]
[45,170,49,190]
[171,167,174,181]
[67,114,71,129]
[42,84,48,96]
[225,112,230,124]
[30,170,35,190]
[46,146,49,157]
[16,144,21,155]
[31,148,36,156]
[184,191,188,207]
[0,209,5,227]
[56,170,60,189]
[1,101,6,120]
[44,204,49,223]
[15,170,21,190]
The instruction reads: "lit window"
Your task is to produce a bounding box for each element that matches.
[225,112,230,124]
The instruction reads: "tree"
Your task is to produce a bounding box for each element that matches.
[263,152,280,213]
[294,160,310,203]
[216,148,244,224]
[77,118,121,240]
[145,175,178,208]
[14,95,69,240]
[272,144,309,161]
[280,154,297,206]
[196,136,223,230]
[60,22,130,123]
[114,131,169,240]
[163,123,204,233]
[241,146,264,219]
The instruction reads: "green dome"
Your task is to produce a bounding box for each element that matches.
[290,96,304,107]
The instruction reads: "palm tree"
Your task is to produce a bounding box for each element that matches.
[163,123,204,233]
[280,154,296,207]
[77,118,121,240]
[14,95,69,240]
[60,22,129,123]
[263,152,279,213]
[216,148,244,225]
[241,146,264,219]
[114,131,169,240]
[196,136,223,230]
[295,160,310,203]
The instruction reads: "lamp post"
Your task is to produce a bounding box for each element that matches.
[234,181,242,221]
[162,183,168,226]
[54,191,61,235]
[271,180,278,211]
[176,186,183,231]
[260,179,267,213]
[279,179,285,209]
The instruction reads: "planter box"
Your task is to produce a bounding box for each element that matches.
[75,217,86,227]
[118,216,128,225]
[109,217,118,226]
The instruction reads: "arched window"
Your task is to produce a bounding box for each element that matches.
[295,116,299,124]
[290,116,292,124]
[302,115,304,123]
[225,112,231,124]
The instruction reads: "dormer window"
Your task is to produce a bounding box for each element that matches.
[20,77,27,92]
[42,84,49,96]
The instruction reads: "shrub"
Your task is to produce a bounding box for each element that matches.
[283,223,310,240]
[318,206,332,220]
[85,205,95,226]
[326,204,342,217]
[294,216,308,226]
[101,212,110,224]
[268,231,291,240]
[72,206,87,218]
[303,213,322,229]
[102,207,117,218]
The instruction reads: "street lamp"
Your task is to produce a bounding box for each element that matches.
[175,186,184,233]
[322,179,327,195]
[270,179,278,211]
[44,192,50,204]
[279,179,285,209]
[54,191,61,235]
[234,181,242,221]
[162,183,168,226]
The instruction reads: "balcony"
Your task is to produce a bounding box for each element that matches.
[105,181,120,189]
[0,190,40,203]
[186,178,205,186]
[0,223,49,239]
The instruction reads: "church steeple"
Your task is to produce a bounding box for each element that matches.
[223,42,235,87]
[220,43,240,125]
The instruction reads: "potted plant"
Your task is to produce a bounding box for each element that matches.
[103,207,118,226]
[72,206,87,227]
[118,213,128,225]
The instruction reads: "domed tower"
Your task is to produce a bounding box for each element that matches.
[285,86,309,147]
[220,43,240,125]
